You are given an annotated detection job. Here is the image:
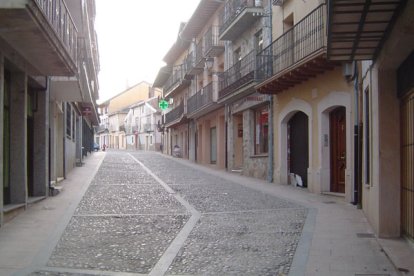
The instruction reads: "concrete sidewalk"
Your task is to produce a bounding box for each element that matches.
[0,151,106,276]
[0,150,413,276]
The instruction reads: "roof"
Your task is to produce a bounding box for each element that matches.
[153,65,172,88]
[180,0,224,39]
[163,22,191,64]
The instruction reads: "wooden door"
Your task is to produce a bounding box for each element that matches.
[330,107,346,193]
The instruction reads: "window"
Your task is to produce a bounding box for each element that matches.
[255,29,263,53]
[254,105,269,155]
[72,110,76,140]
[234,47,241,64]
[66,103,72,138]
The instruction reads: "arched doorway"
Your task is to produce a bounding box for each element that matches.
[330,107,346,193]
[288,112,309,187]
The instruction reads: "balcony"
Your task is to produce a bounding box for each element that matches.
[184,44,205,77]
[165,102,185,126]
[187,82,220,118]
[0,0,78,76]
[164,65,191,98]
[50,37,96,102]
[256,4,339,94]
[50,36,101,126]
[219,0,264,41]
[204,26,225,57]
[142,124,155,133]
[218,50,258,101]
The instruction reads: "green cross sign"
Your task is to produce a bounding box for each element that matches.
[159,99,169,110]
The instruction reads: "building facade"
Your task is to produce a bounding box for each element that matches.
[95,82,161,150]
[154,0,413,243]
[124,97,162,151]
[0,0,100,226]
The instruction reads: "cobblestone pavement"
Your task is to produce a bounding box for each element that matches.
[33,151,308,276]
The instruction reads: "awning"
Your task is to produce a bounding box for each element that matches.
[327,0,407,61]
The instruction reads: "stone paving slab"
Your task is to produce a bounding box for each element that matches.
[168,209,307,275]
[47,215,189,274]
[75,184,187,215]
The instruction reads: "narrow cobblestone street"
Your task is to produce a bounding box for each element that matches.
[31,151,308,275]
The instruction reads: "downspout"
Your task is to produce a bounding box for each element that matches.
[267,0,274,183]
[46,77,51,193]
[352,61,361,208]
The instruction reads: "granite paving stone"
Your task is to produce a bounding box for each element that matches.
[40,151,308,275]
[75,184,187,215]
[167,209,307,275]
[47,215,189,274]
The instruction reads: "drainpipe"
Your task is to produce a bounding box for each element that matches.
[267,95,274,183]
[266,0,274,183]
[352,61,362,208]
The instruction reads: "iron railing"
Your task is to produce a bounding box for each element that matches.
[256,4,326,81]
[219,0,262,36]
[143,123,155,132]
[187,82,215,114]
[195,40,205,66]
[219,50,257,99]
[165,102,184,124]
[204,26,224,56]
[34,0,78,63]
[184,52,194,76]
[164,65,187,95]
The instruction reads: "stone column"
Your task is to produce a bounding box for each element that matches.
[33,83,49,197]
[10,72,27,204]
[0,53,4,225]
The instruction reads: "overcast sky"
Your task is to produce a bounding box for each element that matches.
[95,1,200,103]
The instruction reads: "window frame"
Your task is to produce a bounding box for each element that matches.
[253,104,269,155]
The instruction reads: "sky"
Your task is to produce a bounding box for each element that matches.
[95,1,200,103]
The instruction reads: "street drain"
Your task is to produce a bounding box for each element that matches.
[356,233,375,238]
[322,201,336,204]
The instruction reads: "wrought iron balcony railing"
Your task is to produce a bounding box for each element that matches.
[184,52,195,76]
[34,0,78,63]
[219,0,263,38]
[187,82,215,115]
[218,50,257,99]
[256,4,326,81]
[165,102,185,125]
[164,65,190,97]
[204,26,225,57]
[195,40,205,67]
